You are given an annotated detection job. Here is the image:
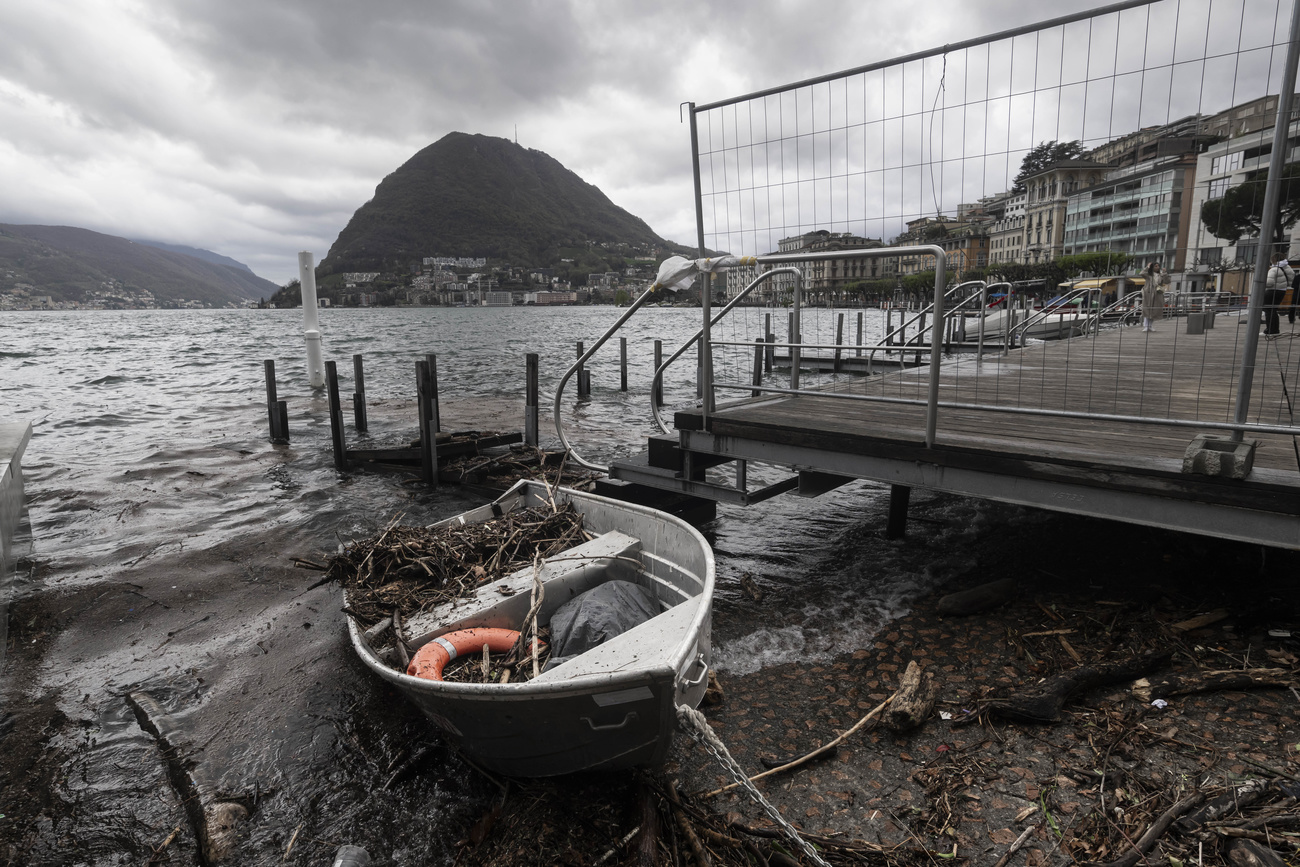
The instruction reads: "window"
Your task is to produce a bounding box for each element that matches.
[1211,151,1243,174]
[1208,177,1229,199]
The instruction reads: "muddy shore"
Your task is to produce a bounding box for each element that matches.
[3,494,1298,866]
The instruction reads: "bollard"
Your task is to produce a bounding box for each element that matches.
[325,361,348,471]
[525,353,539,447]
[298,252,325,388]
[263,359,289,444]
[352,354,368,434]
[619,336,628,392]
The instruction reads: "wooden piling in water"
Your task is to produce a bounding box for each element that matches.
[424,353,441,433]
[695,339,703,399]
[751,338,764,397]
[416,359,438,486]
[352,354,368,434]
[834,313,844,373]
[263,360,289,444]
[653,340,663,406]
[325,361,348,471]
[886,484,911,539]
[764,313,774,371]
[856,311,864,357]
[525,353,539,447]
[576,341,589,398]
[619,336,628,392]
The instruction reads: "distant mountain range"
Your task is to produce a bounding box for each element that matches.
[320,132,691,275]
[0,225,276,307]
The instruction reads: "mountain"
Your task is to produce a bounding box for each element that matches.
[131,239,257,275]
[0,225,278,306]
[320,132,689,274]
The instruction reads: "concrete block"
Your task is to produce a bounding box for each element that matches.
[1186,312,1205,335]
[1182,433,1256,479]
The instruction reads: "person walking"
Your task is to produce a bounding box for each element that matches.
[1263,253,1293,336]
[1140,261,1165,331]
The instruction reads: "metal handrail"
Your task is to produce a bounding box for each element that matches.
[1007,286,1095,346]
[552,285,667,472]
[865,280,984,373]
[650,267,802,434]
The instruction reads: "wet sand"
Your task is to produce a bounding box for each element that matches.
[5,488,1298,867]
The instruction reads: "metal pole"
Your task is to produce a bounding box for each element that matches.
[925,254,947,448]
[689,103,714,418]
[1233,3,1300,436]
[791,273,803,390]
[298,252,325,388]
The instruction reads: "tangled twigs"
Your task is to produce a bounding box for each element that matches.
[331,503,584,627]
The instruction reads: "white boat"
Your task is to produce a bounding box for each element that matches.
[346,480,715,777]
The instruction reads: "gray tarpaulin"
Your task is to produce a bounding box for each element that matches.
[544,580,659,671]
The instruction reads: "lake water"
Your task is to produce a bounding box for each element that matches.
[1,305,1016,864]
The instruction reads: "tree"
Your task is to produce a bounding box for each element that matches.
[1013,140,1088,192]
[1057,252,1133,277]
[1199,163,1300,248]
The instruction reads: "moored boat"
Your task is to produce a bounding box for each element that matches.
[346,480,715,777]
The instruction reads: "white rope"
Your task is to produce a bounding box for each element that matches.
[675,704,833,867]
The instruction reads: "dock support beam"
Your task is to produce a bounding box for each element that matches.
[525,353,539,447]
[263,360,289,444]
[298,252,325,389]
[886,484,911,539]
[424,353,441,434]
[576,341,590,398]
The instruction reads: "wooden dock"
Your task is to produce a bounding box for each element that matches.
[659,313,1300,549]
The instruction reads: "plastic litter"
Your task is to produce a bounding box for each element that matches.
[331,845,370,867]
[1151,699,1168,709]
[544,580,660,671]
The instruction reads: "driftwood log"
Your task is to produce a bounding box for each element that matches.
[936,578,1016,616]
[1227,838,1290,867]
[883,660,937,732]
[981,650,1172,723]
[1178,780,1270,830]
[1133,669,1298,702]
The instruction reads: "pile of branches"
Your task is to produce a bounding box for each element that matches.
[441,446,603,490]
[333,502,586,629]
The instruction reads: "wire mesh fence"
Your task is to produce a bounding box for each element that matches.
[670,0,1300,447]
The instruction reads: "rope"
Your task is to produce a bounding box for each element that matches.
[675,705,832,867]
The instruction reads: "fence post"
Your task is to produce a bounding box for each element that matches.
[352,354,368,434]
[325,361,348,471]
[525,353,539,447]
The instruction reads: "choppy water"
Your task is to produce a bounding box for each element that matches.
[1,305,1009,865]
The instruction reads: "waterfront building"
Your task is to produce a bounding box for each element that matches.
[1020,160,1109,264]
[1063,152,1200,290]
[1186,111,1300,296]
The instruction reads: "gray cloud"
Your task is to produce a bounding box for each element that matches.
[0,0,1133,284]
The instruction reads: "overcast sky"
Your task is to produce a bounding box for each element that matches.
[0,0,1188,284]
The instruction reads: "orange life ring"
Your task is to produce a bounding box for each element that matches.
[406,628,527,681]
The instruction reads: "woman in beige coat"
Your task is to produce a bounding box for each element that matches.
[1140,262,1165,331]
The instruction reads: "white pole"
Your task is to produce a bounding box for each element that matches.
[298,252,325,388]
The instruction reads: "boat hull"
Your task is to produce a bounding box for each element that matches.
[347,481,714,777]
